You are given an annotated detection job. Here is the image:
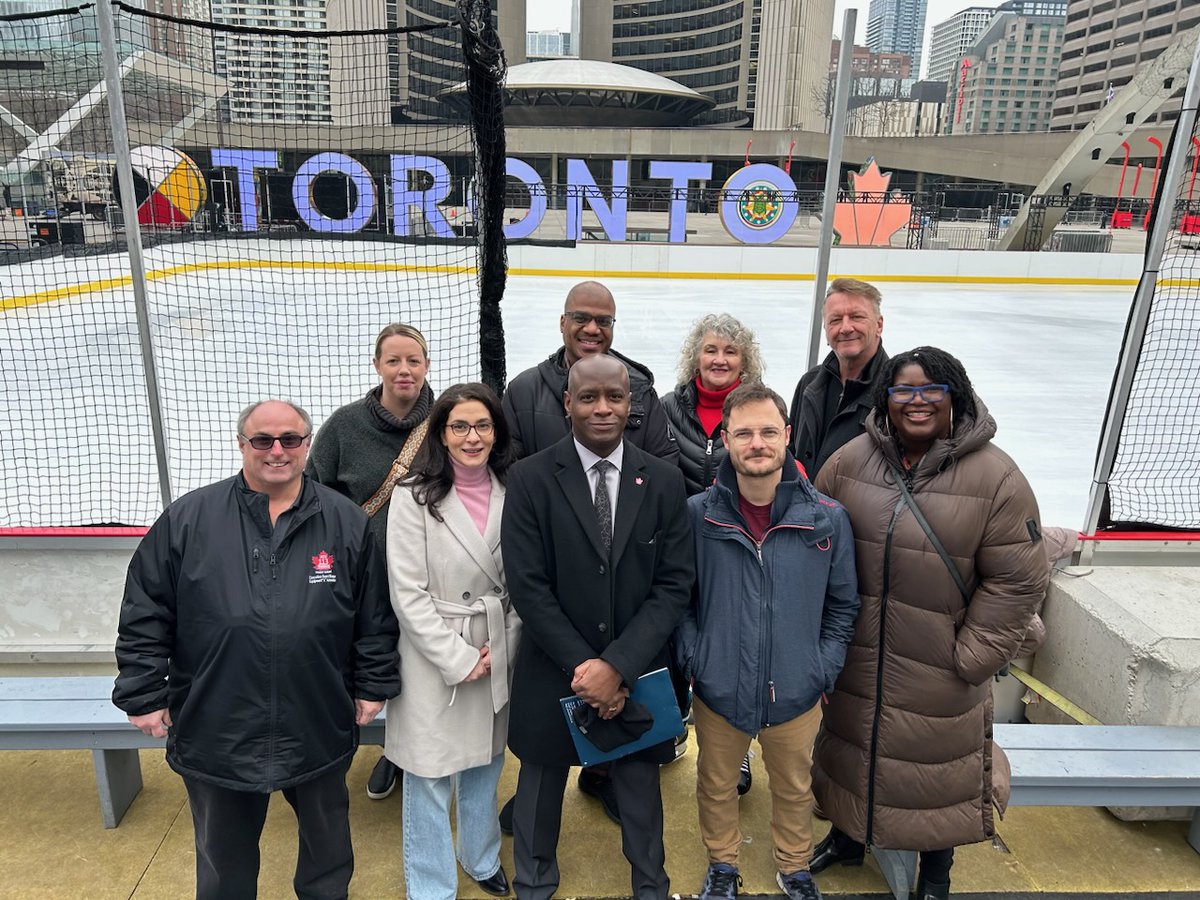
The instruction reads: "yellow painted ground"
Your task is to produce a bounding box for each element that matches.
[0,743,1195,898]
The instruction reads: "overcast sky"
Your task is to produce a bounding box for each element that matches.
[524,0,1006,79]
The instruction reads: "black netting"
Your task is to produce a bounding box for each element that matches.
[1,0,506,528]
[1101,92,1200,530]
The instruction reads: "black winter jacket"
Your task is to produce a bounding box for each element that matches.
[113,474,401,792]
[661,379,727,496]
[788,347,889,480]
[501,347,679,462]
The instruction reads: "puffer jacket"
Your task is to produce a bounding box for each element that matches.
[661,379,729,495]
[113,474,401,792]
[811,397,1048,851]
[673,454,859,735]
[501,347,678,462]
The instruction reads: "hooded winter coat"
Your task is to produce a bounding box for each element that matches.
[811,396,1048,852]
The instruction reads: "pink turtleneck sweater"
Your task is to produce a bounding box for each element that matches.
[451,457,492,534]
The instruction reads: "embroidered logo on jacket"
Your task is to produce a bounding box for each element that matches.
[309,551,337,584]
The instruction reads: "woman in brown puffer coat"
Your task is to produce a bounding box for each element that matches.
[808,346,1049,900]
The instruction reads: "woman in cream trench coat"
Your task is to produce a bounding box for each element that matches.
[385,383,520,900]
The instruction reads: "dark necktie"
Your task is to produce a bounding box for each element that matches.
[592,460,613,551]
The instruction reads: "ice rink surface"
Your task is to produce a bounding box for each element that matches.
[502,276,1133,532]
[1,246,1134,530]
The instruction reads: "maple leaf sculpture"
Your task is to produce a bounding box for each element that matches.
[830,158,913,247]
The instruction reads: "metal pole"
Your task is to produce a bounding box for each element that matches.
[96,0,174,511]
[1080,28,1200,550]
[808,9,856,370]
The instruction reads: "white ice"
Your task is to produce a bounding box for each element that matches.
[1,244,1133,530]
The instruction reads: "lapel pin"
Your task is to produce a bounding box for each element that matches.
[635,477,644,486]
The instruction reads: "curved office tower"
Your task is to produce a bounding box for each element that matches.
[579,0,828,129]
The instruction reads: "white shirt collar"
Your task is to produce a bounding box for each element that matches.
[573,438,624,474]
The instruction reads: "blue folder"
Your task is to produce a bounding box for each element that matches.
[559,667,684,767]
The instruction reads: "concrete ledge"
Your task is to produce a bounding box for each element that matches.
[1030,566,1200,821]
[0,549,130,653]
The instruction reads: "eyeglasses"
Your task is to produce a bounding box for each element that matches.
[887,384,950,404]
[564,311,616,328]
[240,432,310,450]
[727,427,786,445]
[446,421,494,437]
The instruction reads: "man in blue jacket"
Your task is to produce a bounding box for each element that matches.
[674,383,859,900]
[113,399,400,900]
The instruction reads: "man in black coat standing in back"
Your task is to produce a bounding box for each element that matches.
[501,355,694,900]
[788,277,889,479]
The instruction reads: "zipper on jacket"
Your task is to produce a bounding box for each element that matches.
[865,500,906,850]
[253,548,259,574]
[704,515,813,728]
[269,552,278,581]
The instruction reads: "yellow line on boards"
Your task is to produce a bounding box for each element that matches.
[1,260,478,312]
[508,267,1142,286]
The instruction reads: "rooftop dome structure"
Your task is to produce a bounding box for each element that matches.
[442,59,716,127]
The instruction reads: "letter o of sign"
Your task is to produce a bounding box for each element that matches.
[719,163,799,245]
[292,152,377,234]
[501,158,547,240]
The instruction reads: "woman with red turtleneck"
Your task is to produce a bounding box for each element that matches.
[662,314,765,495]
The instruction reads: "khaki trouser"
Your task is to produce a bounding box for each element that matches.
[693,696,823,873]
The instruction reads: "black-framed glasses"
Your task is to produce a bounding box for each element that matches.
[447,421,494,437]
[240,432,310,450]
[887,384,950,404]
[564,311,616,328]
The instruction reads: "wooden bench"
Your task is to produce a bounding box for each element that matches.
[873,723,1200,899]
[0,676,384,828]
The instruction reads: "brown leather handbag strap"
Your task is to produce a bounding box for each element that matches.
[361,419,429,518]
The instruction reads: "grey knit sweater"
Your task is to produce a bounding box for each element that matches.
[306,383,434,551]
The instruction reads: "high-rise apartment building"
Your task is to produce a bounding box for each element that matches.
[578,0,829,129]
[1051,0,1200,131]
[865,0,929,76]
[527,29,572,58]
[210,0,523,125]
[927,6,996,84]
[948,2,1065,134]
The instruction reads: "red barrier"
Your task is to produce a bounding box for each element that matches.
[1181,214,1200,235]
[0,527,147,537]
[1110,210,1133,229]
[1080,531,1200,541]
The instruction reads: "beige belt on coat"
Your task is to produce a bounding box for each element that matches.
[431,593,509,713]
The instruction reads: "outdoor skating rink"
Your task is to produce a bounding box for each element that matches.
[1,244,1133,531]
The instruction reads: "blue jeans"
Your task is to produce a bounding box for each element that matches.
[402,752,505,900]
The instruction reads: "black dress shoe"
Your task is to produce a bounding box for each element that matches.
[808,831,865,874]
[498,796,514,835]
[577,769,621,825]
[475,865,510,896]
[915,875,950,900]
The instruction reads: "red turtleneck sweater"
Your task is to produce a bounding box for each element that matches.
[695,376,740,436]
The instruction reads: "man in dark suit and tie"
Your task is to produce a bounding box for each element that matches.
[501,355,695,900]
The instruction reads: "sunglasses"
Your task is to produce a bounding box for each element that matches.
[240,432,311,450]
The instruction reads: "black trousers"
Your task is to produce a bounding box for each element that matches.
[511,757,668,900]
[183,762,354,900]
[828,826,955,883]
